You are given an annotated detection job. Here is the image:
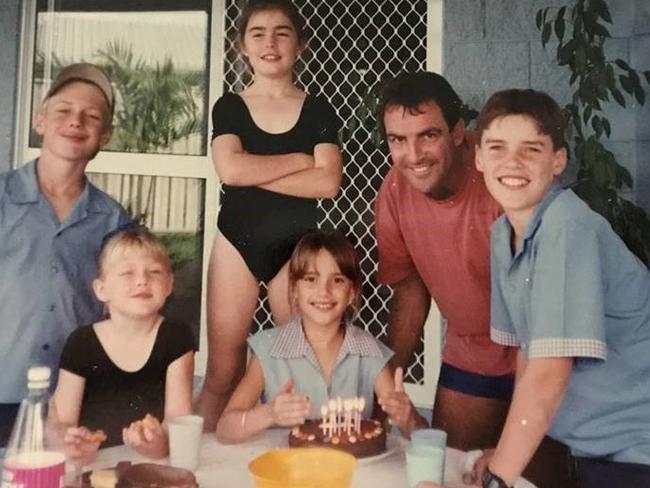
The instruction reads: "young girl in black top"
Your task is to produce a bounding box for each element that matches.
[52,227,195,463]
[199,0,343,430]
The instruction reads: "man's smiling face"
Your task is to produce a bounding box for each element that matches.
[384,101,465,199]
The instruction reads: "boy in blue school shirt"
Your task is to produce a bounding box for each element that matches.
[0,63,129,446]
[450,88,650,488]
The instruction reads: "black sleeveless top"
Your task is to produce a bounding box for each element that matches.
[211,93,341,281]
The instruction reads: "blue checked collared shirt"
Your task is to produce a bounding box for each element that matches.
[0,160,129,402]
[490,186,650,464]
[248,318,394,419]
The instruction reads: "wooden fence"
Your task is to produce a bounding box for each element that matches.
[88,173,204,233]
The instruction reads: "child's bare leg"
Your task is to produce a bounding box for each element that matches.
[198,233,259,431]
[267,262,292,326]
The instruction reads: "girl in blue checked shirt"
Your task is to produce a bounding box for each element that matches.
[216,230,427,443]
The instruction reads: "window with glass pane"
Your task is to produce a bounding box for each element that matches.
[31,0,210,156]
[88,172,205,342]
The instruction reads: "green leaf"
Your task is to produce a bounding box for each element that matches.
[554,15,565,41]
[620,75,634,94]
[536,9,544,30]
[575,44,587,73]
[628,69,641,87]
[603,118,611,138]
[605,158,618,186]
[611,89,626,107]
[635,85,646,106]
[558,39,576,65]
[596,72,609,100]
[593,160,607,187]
[584,137,598,164]
[542,22,552,47]
[619,164,633,189]
[645,71,650,86]
[583,105,592,124]
[615,59,631,71]
[592,116,603,138]
[593,0,613,23]
[606,64,616,90]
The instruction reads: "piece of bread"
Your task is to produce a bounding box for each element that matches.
[90,468,117,488]
[91,429,108,444]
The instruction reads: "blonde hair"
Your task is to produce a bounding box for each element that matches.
[97,226,171,279]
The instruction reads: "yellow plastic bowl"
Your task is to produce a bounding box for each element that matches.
[249,447,357,488]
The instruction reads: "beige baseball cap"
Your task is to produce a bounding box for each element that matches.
[45,63,114,116]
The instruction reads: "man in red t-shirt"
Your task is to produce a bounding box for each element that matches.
[374,72,576,488]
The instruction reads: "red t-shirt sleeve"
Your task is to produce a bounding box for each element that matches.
[374,174,417,285]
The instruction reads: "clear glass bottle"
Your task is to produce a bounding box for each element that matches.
[1,366,65,488]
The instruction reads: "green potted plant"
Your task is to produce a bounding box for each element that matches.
[537,0,650,265]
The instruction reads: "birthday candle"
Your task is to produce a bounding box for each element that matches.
[353,397,360,433]
[320,405,329,436]
[328,399,337,438]
[344,399,353,435]
[336,397,343,435]
[358,397,366,432]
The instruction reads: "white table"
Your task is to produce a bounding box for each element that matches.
[90,429,535,488]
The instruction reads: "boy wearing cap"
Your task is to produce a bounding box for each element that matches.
[0,63,129,445]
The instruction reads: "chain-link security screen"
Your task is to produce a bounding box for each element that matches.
[221,0,428,385]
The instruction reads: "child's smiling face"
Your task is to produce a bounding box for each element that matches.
[240,8,302,80]
[476,114,566,226]
[94,248,173,320]
[293,249,357,330]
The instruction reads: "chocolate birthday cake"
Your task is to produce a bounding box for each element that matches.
[289,418,386,458]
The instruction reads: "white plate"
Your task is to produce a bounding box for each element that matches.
[357,434,403,464]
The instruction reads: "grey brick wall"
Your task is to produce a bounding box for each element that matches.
[443,0,650,213]
[0,0,20,173]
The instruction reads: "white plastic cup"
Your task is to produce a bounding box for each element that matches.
[405,443,446,487]
[168,415,204,471]
[406,429,447,487]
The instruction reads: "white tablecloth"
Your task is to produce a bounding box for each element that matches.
[90,429,535,488]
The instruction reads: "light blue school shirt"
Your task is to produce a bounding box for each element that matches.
[248,318,394,419]
[490,185,650,464]
[0,160,129,402]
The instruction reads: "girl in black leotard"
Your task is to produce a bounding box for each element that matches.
[198,0,343,431]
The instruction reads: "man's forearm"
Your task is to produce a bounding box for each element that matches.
[387,274,431,368]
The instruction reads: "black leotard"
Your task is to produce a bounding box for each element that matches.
[59,320,196,447]
[211,92,341,282]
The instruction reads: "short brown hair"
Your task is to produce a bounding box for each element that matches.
[97,225,171,279]
[289,230,362,317]
[238,0,308,45]
[476,89,566,150]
